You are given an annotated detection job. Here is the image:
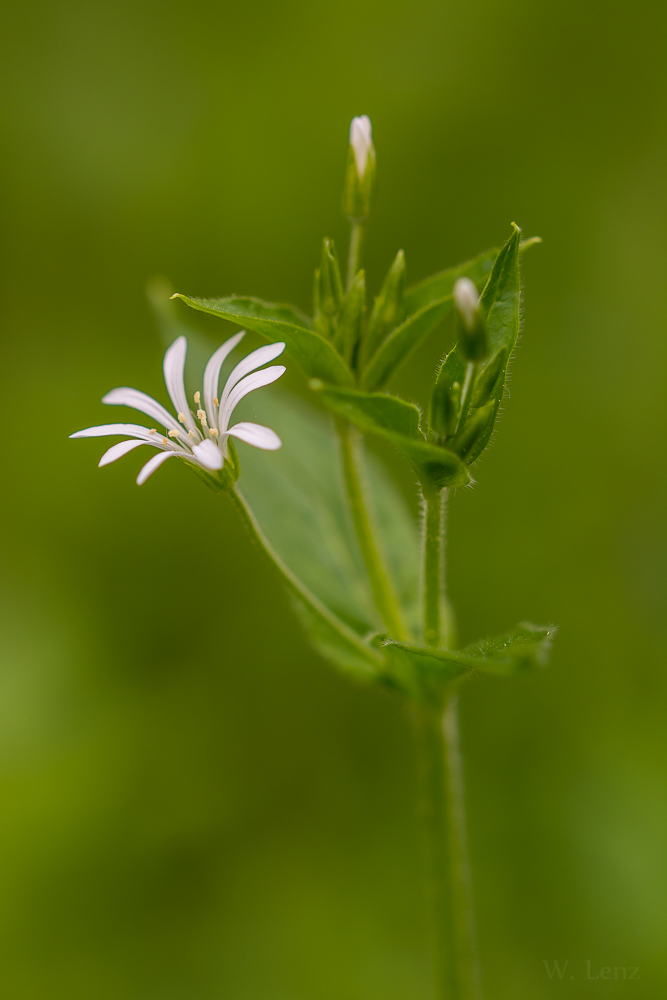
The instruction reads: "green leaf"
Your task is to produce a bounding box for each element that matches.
[431,225,523,465]
[361,237,538,392]
[373,636,472,703]
[374,622,556,701]
[311,382,422,438]
[360,248,501,392]
[360,296,452,391]
[234,387,423,661]
[172,293,353,387]
[312,382,470,490]
[457,623,557,675]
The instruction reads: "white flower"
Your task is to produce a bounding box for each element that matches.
[453,277,480,331]
[349,115,373,179]
[71,333,286,485]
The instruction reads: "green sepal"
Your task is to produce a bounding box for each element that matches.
[471,347,507,408]
[429,369,461,440]
[342,144,376,220]
[316,238,344,320]
[311,382,470,490]
[171,293,353,387]
[359,249,406,370]
[452,400,496,461]
[333,269,365,367]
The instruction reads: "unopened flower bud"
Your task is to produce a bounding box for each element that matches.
[333,269,366,366]
[313,238,344,337]
[360,249,406,369]
[429,378,461,441]
[453,278,479,330]
[350,116,373,179]
[342,115,376,221]
[453,277,488,362]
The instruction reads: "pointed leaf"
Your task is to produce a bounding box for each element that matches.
[433,225,523,465]
[172,293,353,387]
[312,382,470,489]
[457,622,557,675]
[374,621,556,701]
[362,237,538,392]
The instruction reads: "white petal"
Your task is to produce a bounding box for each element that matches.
[350,115,373,178]
[102,389,181,432]
[163,336,197,432]
[219,342,286,413]
[98,439,152,467]
[452,277,479,330]
[191,438,224,470]
[70,422,162,441]
[226,422,282,450]
[136,450,184,485]
[202,331,246,428]
[219,365,286,432]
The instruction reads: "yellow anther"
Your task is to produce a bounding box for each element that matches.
[194,391,201,407]
[197,409,207,426]
[213,397,219,407]
[178,412,188,425]
[188,430,197,440]
[149,428,157,435]
[162,437,168,445]
[209,427,219,438]
[168,429,180,439]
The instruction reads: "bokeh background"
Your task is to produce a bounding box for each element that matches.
[0,0,665,997]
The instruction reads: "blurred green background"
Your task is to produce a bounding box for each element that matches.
[0,0,665,997]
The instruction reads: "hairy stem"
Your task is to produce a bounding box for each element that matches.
[419,489,480,999]
[443,696,482,1000]
[423,491,443,648]
[415,702,482,1000]
[336,417,407,640]
[422,489,455,649]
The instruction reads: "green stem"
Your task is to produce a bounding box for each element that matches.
[423,490,443,648]
[443,696,483,1000]
[415,701,482,1000]
[419,489,481,999]
[415,705,458,1000]
[423,489,455,650]
[336,417,407,640]
[346,219,365,291]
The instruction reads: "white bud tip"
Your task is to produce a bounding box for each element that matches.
[453,277,479,329]
[349,115,373,178]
